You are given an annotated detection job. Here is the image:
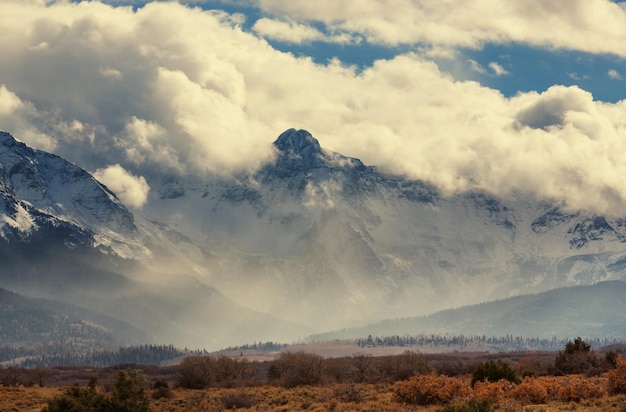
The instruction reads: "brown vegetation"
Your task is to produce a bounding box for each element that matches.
[1,339,626,411]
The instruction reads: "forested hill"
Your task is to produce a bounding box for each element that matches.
[0,288,183,366]
[311,281,626,341]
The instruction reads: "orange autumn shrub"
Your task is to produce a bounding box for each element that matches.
[393,373,470,405]
[538,376,563,401]
[558,378,606,402]
[607,355,626,395]
[472,379,513,404]
[510,377,548,405]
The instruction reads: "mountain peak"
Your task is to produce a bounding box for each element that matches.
[274,129,322,157]
[271,129,327,172]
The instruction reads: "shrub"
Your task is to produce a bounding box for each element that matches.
[554,337,600,375]
[471,360,520,387]
[177,355,253,389]
[221,390,257,409]
[558,378,606,402]
[607,355,626,395]
[431,359,473,376]
[268,352,323,388]
[351,352,372,383]
[472,379,512,404]
[323,357,353,383]
[44,372,150,412]
[214,356,253,388]
[538,376,562,401]
[108,371,150,412]
[151,379,172,400]
[178,356,214,389]
[0,366,22,386]
[510,377,548,404]
[376,351,431,382]
[515,355,555,377]
[606,350,619,368]
[393,373,470,405]
[333,382,363,403]
[43,376,109,412]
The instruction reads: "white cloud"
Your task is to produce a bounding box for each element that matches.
[608,69,622,80]
[1,1,626,216]
[253,18,355,44]
[489,62,508,76]
[255,0,626,57]
[467,60,508,77]
[418,45,458,60]
[0,84,57,151]
[468,59,486,74]
[100,67,123,79]
[567,72,591,81]
[93,164,150,209]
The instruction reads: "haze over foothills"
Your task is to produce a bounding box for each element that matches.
[1,0,625,216]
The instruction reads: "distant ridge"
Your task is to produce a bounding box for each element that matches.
[310,281,626,341]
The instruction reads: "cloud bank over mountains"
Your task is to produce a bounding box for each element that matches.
[0,0,625,214]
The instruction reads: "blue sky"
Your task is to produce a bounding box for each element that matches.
[1,0,626,214]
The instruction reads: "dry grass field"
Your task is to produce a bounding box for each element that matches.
[0,386,63,412]
[3,377,626,411]
[151,383,626,412]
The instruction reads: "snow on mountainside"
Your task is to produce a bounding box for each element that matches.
[0,130,308,349]
[2,127,626,342]
[143,129,626,331]
[0,131,147,258]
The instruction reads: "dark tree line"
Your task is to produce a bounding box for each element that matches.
[350,333,622,352]
[1,344,184,368]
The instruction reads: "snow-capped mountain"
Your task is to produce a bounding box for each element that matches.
[0,130,307,349]
[2,128,626,347]
[142,128,626,331]
[0,131,147,258]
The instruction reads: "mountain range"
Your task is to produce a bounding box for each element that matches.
[1,128,625,352]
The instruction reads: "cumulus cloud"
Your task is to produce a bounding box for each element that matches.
[0,84,57,151]
[1,1,626,216]
[93,164,150,209]
[253,18,355,44]
[468,59,487,74]
[515,86,596,130]
[467,60,509,77]
[608,69,622,80]
[254,0,626,56]
[489,62,509,76]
